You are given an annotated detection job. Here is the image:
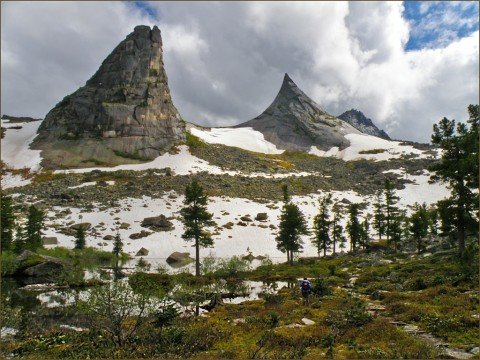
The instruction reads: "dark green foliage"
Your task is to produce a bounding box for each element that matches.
[389,215,403,252]
[74,226,86,250]
[346,203,362,251]
[1,195,15,252]
[373,191,385,239]
[154,303,179,329]
[331,207,344,255]
[428,206,438,235]
[409,203,429,254]
[312,278,332,297]
[429,105,479,254]
[384,179,399,244]
[312,193,332,256]
[113,232,123,258]
[25,205,44,251]
[360,216,370,249]
[276,185,308,265]
[180,180,216,276]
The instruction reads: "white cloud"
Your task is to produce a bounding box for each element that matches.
[1,1,478,142]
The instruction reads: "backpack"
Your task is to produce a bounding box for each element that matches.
[301,281,311,293]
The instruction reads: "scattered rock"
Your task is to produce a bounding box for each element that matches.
[240,216,252,222]
[70,222,91,231]
[119,222,130,229]
[129,230,153,239]
[141,215,174,231]
[136,247,149,256]
[166,252,194,267]
[42,237,58,245]
[237,221,247,227]
[301,318,315,325]
[255,213,268,221]
[222,222,234,229]
[103,235,114,240]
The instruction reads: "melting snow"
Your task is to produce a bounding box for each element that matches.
[190,127,284,154]
[1,120,42,171]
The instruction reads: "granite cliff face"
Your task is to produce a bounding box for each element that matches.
[33,25,185,168]
[338,109,390,140]
[235,74,360,151]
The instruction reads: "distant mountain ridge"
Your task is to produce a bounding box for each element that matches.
[338,109,390,140]
[235,74,360,151]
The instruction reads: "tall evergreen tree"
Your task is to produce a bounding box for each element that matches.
[389,216,403,253]
[346,203,362,251]
[180,180,216,277]
[25,205,44,251]
[74,226,86,249]
[276,185,308,265]
[360,216,370,249]
[384,179,399,243]
[428,206,439,236]
[331,205,344,256]
[312,193,332,256]
[1,195,15,252]
[429,105,479,254]
[14,224,27,254]
[113,232,123,280]
[373,191,385,240]
[409,203,429,254]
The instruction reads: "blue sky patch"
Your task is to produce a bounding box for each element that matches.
[404,1,479,50]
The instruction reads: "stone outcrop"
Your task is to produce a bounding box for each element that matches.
[141,214,174,231]
[338,109,390,140]
[166,252,194,267]
[32,25,186,168]
[14,250,67,284]
[235,73,360,151]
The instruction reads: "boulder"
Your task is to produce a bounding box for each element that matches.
[42,237,58,245]
[15,251,67,284]
[240,216,252,222]
[103,235,114,240]
[129,230,153,239]
[255,213,268,221]
[166,252,194,268]
[141,215,174,231]
[70,222,91,231]
[136,247,149,256]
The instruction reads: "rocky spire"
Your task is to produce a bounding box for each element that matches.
[33,25,186,168]
[235,73,360,151]
[338,109,390,140]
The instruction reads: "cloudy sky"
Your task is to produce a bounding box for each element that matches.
[1,1,478,142]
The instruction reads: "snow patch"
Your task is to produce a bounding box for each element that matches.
[1,120,42,171]
[190,127,284,154]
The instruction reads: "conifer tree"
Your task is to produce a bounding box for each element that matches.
[1,195,15,252]
[276,185,308,265]
[360,216,370,249]
[409,203,429,254]
[112,231,123,280]
[25,205,44,251]
[180,180,216,277]
[346,203,362,251]
[331,205,344,256]
[429,105,479,254]
[428,206,438,236]
[14,224,26,254]
[312,193,332,256]
[74,226,86,249]
[389,216,403,252]
[373,191,385,240]
[384,179,399,243]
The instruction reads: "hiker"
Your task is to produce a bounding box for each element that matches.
[300,278,312,305]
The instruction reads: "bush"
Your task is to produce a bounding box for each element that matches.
[1,251,18,276]
[312,278,332,297]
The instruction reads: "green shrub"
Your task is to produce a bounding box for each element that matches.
[1,251,19,276]
[312,278,332,297]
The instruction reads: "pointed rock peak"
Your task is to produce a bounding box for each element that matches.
[280,73,299,92]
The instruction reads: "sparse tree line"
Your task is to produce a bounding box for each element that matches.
[1,105,478,270]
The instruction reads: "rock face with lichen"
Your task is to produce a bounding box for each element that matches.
[32,25,185,168]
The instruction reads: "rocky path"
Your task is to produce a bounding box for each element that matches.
[345,272,476,359]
